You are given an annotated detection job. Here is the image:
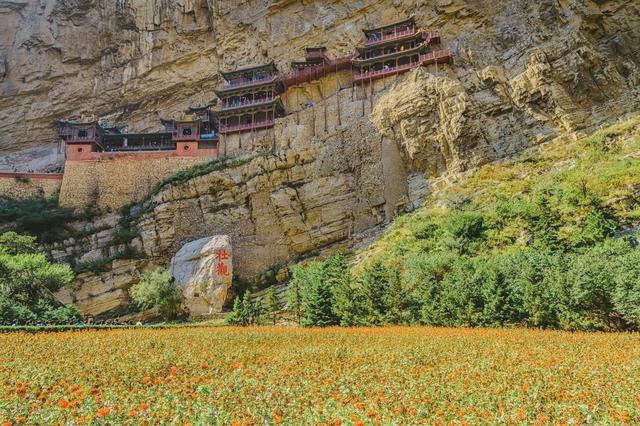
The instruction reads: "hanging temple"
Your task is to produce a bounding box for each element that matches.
[57,17,453,161]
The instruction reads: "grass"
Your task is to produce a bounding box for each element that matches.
[0,326,638,424]
[356,115,640,268]
[146,150,275,200]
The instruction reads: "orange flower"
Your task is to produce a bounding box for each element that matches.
[2,421,12,426]
[96,407,110,417]
[200,362,208,369]
[128,410,138,418]
[15,418,26,425]
[138,403,149,411]
[58,400,70,409]
[273,414,283,424]
[169,366,177,376]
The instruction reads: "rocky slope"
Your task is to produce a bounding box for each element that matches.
[2,0,640,316]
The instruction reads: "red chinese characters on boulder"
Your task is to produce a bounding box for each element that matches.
[215,249,231,276]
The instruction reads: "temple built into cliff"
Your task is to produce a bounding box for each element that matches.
[58,109,219,161]
[353,17,452,84]
[54,17,452,162]
[214,63,285,135]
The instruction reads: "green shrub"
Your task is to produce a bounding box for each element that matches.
[0,232,78,325]
[130,268,182,320]
[0,197,74,243]
[444,211,485,253]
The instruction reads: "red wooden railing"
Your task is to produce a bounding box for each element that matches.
[66,135,96,143]
[305,50,327,61]
[282,54,358,88]
[352,49,453,84]
[219,120,275,134]
[221,96,276,110]
[360,31,440,62]
[223,75,277,90]
[365,28,416,46]
[422,31,440,43]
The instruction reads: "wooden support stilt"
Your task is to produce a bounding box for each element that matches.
[223,134,227,157]
[312,106,316,137]
[337,89,341,127]
[271,128,276,152]
[323,93,328,133]
[370,77,374,111]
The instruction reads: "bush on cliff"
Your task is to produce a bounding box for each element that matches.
[0,196,73,243]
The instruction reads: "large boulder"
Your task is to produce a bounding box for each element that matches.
[169,235,233,316]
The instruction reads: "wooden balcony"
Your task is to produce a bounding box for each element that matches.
[223,75,277,90]
[364,28,416,47]
[221,96,276,111]
[353,49,453,84]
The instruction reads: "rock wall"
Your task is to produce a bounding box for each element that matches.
[1,0,638,172]
[55,259,144,318]
[136,87,419,279]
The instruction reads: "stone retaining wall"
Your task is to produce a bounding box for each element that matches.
[0,172,63,199]
[58,154,213,211]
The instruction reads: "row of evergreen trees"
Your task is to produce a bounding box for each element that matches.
[227,242,640,330]
[280,239,640,330]
[285,253,408,326]
[226,286,280,326]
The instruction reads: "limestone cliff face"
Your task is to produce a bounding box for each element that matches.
[1,0,638,172]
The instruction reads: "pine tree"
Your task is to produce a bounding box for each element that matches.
[301,263,336,327]
[531,193,563,251]
[242,291,260,325]
[263,286,279,325]
[383,269,407,324]
[226,295,249,325]
[325,253,361,325]
[360,261,391,325]
[286,266,305,325]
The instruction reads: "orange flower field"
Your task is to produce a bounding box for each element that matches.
[1,327,639,425]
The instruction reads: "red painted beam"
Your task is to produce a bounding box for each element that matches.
[0,172,64,180]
